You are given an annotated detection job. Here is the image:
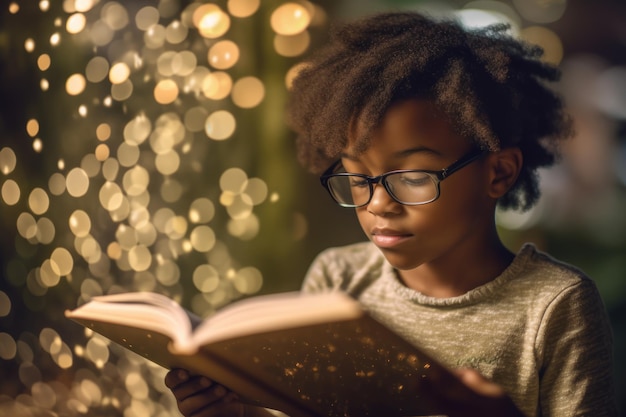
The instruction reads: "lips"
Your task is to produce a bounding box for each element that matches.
[370,227,412,248]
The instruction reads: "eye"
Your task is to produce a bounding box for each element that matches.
[396,172,432,187]
[349,176,369,188]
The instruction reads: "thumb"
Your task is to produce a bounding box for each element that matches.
[454,368,506,398]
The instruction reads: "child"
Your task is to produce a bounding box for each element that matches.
[165,11,617,417]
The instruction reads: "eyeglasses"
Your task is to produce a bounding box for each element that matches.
[320,149,488,208]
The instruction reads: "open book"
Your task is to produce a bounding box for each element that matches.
[65,291,451,417]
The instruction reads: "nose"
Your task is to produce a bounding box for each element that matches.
[366,183,401,216]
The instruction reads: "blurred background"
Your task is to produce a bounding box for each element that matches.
[0,0,624,415]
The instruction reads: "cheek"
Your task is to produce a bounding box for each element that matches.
[354,208,371,234]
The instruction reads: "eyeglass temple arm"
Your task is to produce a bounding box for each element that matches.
[440,149,488,179]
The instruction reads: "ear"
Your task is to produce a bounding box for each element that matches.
[486,147,522,199]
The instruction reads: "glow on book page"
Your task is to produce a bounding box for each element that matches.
[65,298,192,345]
[184,292,363,351]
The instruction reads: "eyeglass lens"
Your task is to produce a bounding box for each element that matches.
[327,171,438,206]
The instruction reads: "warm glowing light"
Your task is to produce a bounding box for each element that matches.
[48,173,66,196]
[96,123,111,141]
[37,54,51,71]
[25,38,35,52]
[123,114,151,145]
[233,267,263,294]
[155,149,180,175]
[205,110,236,140]
[274,31,311,57]
[99,181,124,211]
[220,167,247,193]
[232,76,265,108]
[154,79,179,104]
[26,119,40,137]
[123,165,150,196]
[85,336,109,368]
[0,1,329,412]
[184,106,209,132]
[66,73,87,95]
[33,138,44,152]
[95,144,110,161]
[50,247,74,276]
[271,3,311,36]
[193,264,220,292]
[190,225,216,252]
[244,178,268,205]
[50,32,61,46]
[520,26,564,65]
[101,2,129,31]
[208,40,240,70]
[1,179,20,205]
[89,20,114,46]
[117,142,140,167]
[109,62,130,84]
[157,50,197,76]
[74,0,96,13]
[66,168,90,197]
[135,6,160,31]
[456,8,519,33]
[111,79,133,101]
[128,245,152,272]
[0,147,17,175]
[164,215,188,240]
[189,198,215,223]
[101,158,119,182]
[227,0,261,18]
[66,13,87,34]
[69,210,91,237]
[201,71,232,100]
[165,20,188,44]
[144,24,166,49]
[85,56,109,83]
[285,62,310,89]
[512,0,567,24]
[194,5,230,39]
[29,188,50,215]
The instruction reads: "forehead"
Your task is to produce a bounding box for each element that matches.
[345,99,469,157]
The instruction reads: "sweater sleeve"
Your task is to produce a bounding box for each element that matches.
[536,278,617,416]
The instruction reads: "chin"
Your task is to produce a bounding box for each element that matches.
[378,248,423,271]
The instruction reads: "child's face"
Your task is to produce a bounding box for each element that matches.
[341,99,496,271]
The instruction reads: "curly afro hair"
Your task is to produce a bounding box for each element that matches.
[286,12,573,211]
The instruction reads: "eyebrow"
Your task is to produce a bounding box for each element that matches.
[340,146,442,161]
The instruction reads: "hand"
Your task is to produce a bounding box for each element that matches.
[165,368,244,417]
[425,368,527,417]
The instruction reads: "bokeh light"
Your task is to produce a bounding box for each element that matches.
[271,3,311,35]
[208,40,240,70]
[6,1,625,416]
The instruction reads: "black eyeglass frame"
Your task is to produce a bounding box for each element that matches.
[320,148,489,208]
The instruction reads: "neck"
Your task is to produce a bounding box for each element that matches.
[397,234,514,298]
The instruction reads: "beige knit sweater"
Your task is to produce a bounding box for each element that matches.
[301,242,617,417]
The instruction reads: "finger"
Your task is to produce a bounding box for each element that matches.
[165,368,190,389]
[192,395,244,417]
[455,368,505,398]
[178,384,230,417]
[171,375,214,401]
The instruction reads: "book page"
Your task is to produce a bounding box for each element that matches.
[188,292,363,349]
[66,292,194,347]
